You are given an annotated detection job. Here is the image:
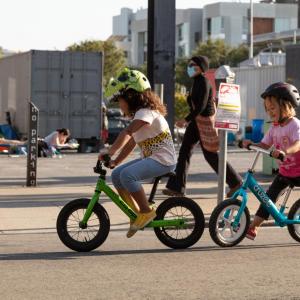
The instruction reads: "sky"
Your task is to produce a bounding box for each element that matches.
[0,0,256,51]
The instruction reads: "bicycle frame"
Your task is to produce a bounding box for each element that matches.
[80,176,186,229]
[231,168,300,228]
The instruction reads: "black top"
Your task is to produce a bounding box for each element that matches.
[185,74,215,122]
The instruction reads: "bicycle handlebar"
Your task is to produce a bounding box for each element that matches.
[102,154,111,168]
[238,140,285,162]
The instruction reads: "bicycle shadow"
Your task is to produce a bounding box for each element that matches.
[0,242,299,261]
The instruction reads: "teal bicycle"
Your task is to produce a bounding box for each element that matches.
[57,156,205,252]
[209,143,300,247]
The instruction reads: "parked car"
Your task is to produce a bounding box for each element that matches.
[107,117,131,145]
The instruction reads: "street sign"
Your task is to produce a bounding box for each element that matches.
[26,102,39,187]
[215,83,241,131]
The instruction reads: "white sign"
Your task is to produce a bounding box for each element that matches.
[215,83,241,131]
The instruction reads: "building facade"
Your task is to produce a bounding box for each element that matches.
[112,7,203,66]
[111,2,298,66]
[202,2,298,47]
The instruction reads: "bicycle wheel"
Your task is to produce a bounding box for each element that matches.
[209,199,250,247]
[287,198,300,243]
[154,197,205,249]
[56,198,110,252]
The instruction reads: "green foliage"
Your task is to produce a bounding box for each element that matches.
[67,40,126,85]
[192,39,231,68]
[175,57,193,89]
[174,93,189,121]
[132,62,147,75]
[228,44,249,67]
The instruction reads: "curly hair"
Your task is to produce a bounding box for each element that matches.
[120,89,167,116]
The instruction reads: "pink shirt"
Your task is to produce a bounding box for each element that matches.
[262,117,300,177]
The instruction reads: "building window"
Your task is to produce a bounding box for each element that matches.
[143,32,148,46]
[178,24,184,42]
[124,51,128,58]
[275,18,291,33]
[207,18,212,37]
[241,34,248,42]
[207,17,225,40]
[178,45,185,58]
[243,17,249,34]
[143,51,147,63]
[194,32,201,44]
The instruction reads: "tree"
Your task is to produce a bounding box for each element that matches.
[227,44,249,67]
[175,57,193,89]
[132,62,147,75]
[67,40,126,84]
[174,92,190,121]
[192,39,232,68]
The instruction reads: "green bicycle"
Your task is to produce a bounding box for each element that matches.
[56,157,205,252]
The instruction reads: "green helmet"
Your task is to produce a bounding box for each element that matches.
[104,68,151,99]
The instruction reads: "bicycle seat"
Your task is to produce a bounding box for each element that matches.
[161,171,176,178]
[153,172,176,180]
[148,171,176,204]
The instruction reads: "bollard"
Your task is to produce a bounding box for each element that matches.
[26,102,39,187]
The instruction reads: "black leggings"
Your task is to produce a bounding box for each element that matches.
[166,120,242,194]
[256,174,300,220]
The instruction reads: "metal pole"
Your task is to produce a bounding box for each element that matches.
[147,0,175,132]
[249,0,254,59]
[26,102,39,187]
[147,0,155,87]
[154,83,164,104]
[217,130,227,203]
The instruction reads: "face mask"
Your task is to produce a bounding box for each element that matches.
[187,66,197,78]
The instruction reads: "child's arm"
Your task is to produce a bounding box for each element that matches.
[284,141,300,155]
[242,140,270,150]
[112,138,136,167]
[99,119,147,160]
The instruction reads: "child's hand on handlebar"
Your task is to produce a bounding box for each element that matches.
[242,140,252,149]
[108,160,117,169]
[98,148,109,161]
[271,149,286,160]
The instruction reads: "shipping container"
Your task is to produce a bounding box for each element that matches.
[0,50,103,151]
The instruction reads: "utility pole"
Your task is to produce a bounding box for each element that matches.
[249,0,254,59]
[147,0,176,132]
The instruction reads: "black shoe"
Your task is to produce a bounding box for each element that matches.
[226,183,242,198]
[162,188,185,197]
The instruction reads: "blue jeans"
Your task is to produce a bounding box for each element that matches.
[111,158,176,193]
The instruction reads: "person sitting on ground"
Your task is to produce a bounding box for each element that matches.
[42,128,72,157]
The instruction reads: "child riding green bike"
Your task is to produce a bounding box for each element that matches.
[100,68,177,238]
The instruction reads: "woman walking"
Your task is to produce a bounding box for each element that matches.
[163,56,242,198]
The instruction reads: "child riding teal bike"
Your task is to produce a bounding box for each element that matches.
[209,82,300,247]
